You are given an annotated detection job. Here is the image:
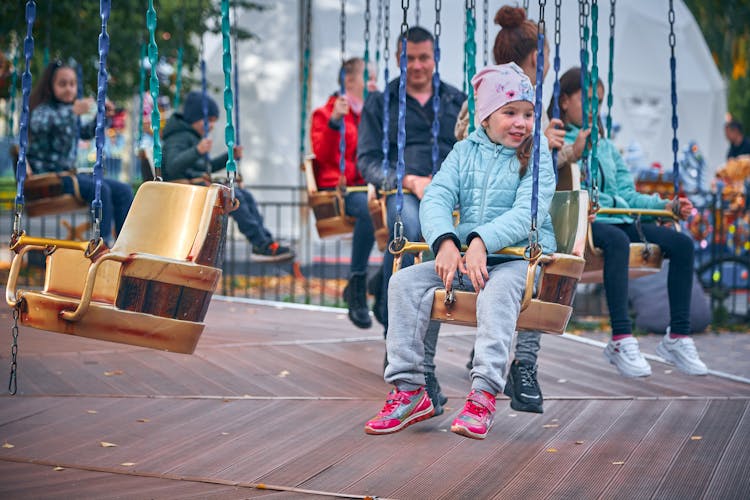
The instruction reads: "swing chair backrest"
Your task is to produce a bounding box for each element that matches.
[550,188,588,257]
[111,181,231,265]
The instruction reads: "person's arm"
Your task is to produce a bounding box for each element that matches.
[210,152,229,173]
[163,133,206,180]
[453,100,469,141]
[356,90,393,189]
[311,101,344,167]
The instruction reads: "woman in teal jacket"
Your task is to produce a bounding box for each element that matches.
[556,67,707,378]
[365,63,556,440]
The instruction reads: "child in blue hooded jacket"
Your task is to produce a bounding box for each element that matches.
[365,63,557,440]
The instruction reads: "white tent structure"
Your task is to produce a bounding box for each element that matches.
[201,0,726,215]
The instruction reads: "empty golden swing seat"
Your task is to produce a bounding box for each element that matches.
[6,181,235,354]
[579,207,677,284]
[392,190,589,334]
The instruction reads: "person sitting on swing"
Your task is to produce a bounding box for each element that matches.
[161,90,293,262]
[310,57,378,329]
[555,67,707,377]
[26,60,134,247]
[365,63,557,440]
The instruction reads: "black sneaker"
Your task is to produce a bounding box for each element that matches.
[252,241,294,262]
[368,269,386,327]
[504,360,543,414]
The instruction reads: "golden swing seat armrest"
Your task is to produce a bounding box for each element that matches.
[595,207,678,220]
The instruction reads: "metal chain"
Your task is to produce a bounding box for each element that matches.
[482,0,488,66]
[299,0,312,165]
[8,307,19,395]
[415,0,420,25]
[147,0,162,176]
[668,0,680,196]
[431,0,442,176]
[606,0,616,138]
[380,0,391,192]
[589,0,601,211]
[523,0,530,14]
[375,0,383,67]
[551,0,561,174]
[91,0,111,242]
[220,0,237,196]
[464,0,476,134]
[338,0,347,179]
[364,0,371,99]
[530,0,546,237]
[393,0,409,244]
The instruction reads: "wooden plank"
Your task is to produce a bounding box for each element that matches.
[703,401,750,499]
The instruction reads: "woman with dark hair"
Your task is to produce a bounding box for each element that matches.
[27,61,133,245]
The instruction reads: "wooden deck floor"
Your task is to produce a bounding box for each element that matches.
[0,298,749,499]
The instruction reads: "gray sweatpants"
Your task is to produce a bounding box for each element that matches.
[384,259,528,395]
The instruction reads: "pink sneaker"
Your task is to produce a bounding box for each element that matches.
[450,389,496,440]
[365,387,435,435]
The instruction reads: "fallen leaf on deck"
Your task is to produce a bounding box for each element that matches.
[53,466,65,471]
[221,432,229,436]
[612,461,625,465]
[137,418,149,423]
[120,462,136,467]
[104,370,124,376]
[543,424,559,428]
[2,442,14,449]
[278,370,290,377]
[100,441,118,448]
[546,448,558,453]
[575,440,584,445]
[86,410,98,414]
[690,436,702,441]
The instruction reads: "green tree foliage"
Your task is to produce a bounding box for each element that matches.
[684,0,750,128]
[0,0,266,105]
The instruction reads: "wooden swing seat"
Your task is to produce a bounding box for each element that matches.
[555,162,674,284]
[393,189,589,334]
[6,181,234,354]
[579,207,677,284]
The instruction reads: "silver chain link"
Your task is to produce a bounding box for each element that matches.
[8,306,19,395]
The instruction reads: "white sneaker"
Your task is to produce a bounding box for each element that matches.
[604,337,652,377]
[656,334,708,375]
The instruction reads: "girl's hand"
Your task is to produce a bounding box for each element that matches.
[435,239,465,291]
[666,197,694,220]
[464,237,489,291]
[196,137,213,155]
[72,97,94,116]
[572,127,592,160]
[544,118,566,150]
[233,145,243,160]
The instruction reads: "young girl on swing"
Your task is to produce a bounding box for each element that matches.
[364,63,557,440]
[555,67,707,377]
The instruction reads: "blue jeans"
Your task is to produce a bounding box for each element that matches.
[344,191,375,275]
[592,221,694,335]
[71,174,134,244]
[232,187,273,249]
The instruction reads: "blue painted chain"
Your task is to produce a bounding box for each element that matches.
[578,0,591,194]
[91,0,112,240]
[147,0,162,175]
[551,0,561,176]
[530,0,546,236]
[668,0,680,196]
[431,0,441,176]
[364,0,371,100]
[380,0,390,191]
[339,0,347,179]
[394,0,409,226]
[13,0,36,227]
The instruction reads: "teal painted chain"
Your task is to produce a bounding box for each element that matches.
[589,0,600,202]
[221,0,236,179]
[465,0,476,134]
[147,0,162,171]
[606,0,615,138]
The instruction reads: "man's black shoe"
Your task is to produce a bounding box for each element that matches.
[504,360,543,414]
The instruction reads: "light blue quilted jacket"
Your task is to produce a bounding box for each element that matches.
[420,126,557,256]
